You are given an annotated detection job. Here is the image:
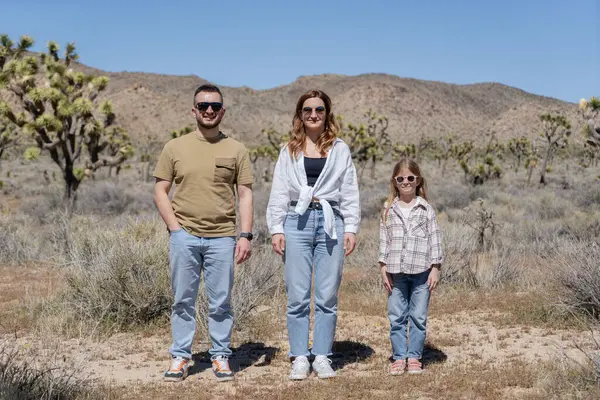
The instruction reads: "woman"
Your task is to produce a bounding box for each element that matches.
[266,89,361,380]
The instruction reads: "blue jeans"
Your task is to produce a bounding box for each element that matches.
[283,208,345,358]
[388,270,431,360]
[168,228,236,360]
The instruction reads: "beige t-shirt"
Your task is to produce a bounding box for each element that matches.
[153,132,253,237]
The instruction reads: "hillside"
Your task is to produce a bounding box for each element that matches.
[5,56,582,146]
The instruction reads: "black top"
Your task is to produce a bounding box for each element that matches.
[304,157,327,187]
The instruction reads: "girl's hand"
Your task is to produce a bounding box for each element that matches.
[272,234,285,256]
[344,233,357,256]
[427,266,440,291]
[380,263,393,293]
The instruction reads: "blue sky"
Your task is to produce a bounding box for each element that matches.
[1,0,598,103]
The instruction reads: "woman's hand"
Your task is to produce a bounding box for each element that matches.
[427,266,440,291]
[272,234,285,256]
[380,263,393,293]
[344,233,357,256]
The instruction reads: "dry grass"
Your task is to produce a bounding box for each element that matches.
[0,154,599,398]
[0,343,104,400]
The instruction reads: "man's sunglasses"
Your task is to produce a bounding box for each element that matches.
[395,175,418,184]
[195,102,223,112]
[302,106,326,115]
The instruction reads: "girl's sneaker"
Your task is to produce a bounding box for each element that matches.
[407,358,423,374]
[289,356,310,380]
[390,359,406,375]
[164,356,190,382]
[312,355,336,379]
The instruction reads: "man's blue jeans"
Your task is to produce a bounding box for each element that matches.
[283,208,345,358]
[168,228,235,360]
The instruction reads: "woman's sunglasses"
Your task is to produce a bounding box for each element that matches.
[395,175,418,184]
[302,106,326,115]
[195,102,223,112]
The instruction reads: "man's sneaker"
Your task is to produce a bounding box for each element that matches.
[312,355,336,379]
[407,358,423,374]
[390,359,406,375]
[288,356,310,380]
[163,356,189,382]
[212,355,234,381]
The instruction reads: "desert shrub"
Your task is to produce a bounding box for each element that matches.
[54,218,282,336]
[0,214,45,265]
[61,219,172,330]
[75,181,155,216]
[430,182,471,212]
[440,223,519,288]
[570,181,600,209]
[0,344,98,400]
[19,181,155,220]
[532,195,568,220]
[19,189,65,224]
[552,239,600,318]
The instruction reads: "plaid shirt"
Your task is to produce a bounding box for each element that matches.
[378,196,444,274]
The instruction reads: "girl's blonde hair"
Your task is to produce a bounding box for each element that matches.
[287,89,339,159]
[382,158,429,221]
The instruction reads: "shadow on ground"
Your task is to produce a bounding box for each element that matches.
[330,340,375,370]
[189,342,279,375]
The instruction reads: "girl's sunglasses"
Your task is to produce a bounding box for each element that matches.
[195,102,223,112]
[395,175,418,184]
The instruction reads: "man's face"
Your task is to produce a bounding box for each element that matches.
[192,91,225,129]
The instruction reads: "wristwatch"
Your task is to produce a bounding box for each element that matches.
[239,232,253,241]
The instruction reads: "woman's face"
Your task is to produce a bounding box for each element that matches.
[394,167,420,198]
[301,97,326,132]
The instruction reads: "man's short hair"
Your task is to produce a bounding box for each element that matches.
[193,84,223,103]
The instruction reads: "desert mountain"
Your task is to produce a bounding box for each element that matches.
[9,57,584,147]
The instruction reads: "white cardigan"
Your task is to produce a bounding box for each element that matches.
[266,138,361,240]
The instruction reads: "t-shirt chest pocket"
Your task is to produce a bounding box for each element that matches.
[214,157,236,183]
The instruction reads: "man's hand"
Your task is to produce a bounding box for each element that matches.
[168,224,181,232]
[344,233,357,256]
[271,234,285,256]
[235,238,251,264]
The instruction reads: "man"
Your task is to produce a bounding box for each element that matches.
[153,84,254,382]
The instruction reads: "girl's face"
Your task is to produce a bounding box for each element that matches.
[394,167,420,198]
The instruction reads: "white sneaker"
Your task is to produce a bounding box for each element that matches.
[289,356,310,380]
[312,355,336,379]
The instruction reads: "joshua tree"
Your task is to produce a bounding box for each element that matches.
[248,128,288,183]
[392,143,416,159]
[338,109,391,182]
[433,134,457,176]
[0,34,134,214]
[415,134,436,163]
[0,118,19,169]
[507,136,531,172]
[580,97,600,149]
[170,126,194,139]
[538,113,571,185]
[138,133,165,182]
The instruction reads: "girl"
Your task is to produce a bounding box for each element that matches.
[266,89,361,380]
[378,158,444,375]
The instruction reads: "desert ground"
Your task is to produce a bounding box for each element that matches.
[1,149,600,400]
